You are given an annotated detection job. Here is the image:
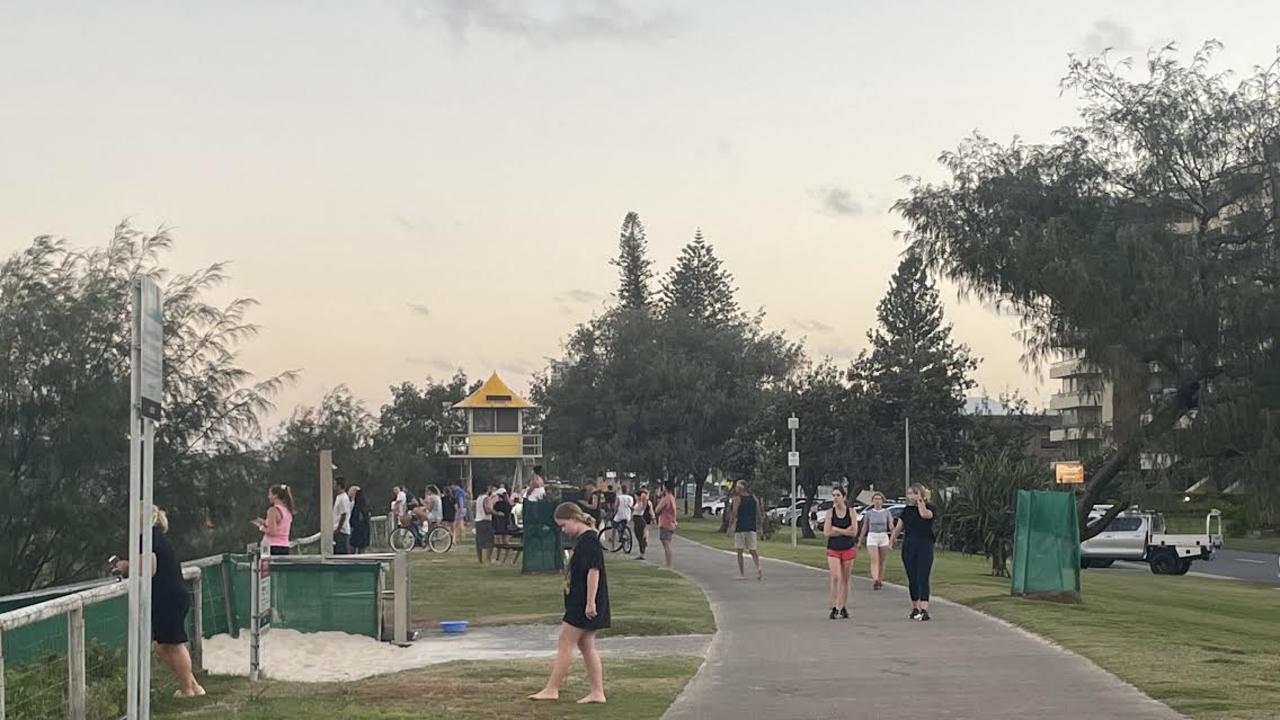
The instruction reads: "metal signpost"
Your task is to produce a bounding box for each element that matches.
[788,414,799,547]
[904,416,911,497]
[128,277,163,720]
[250,540,272,681]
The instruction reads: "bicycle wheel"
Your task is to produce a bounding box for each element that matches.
[601,526,623,553]
[622,527,634,554]
[427,526,454,553]
[389,527,416,552]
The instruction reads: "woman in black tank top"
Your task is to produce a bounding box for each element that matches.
[822,488,858,619]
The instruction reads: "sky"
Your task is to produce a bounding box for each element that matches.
[3,1,1279,425]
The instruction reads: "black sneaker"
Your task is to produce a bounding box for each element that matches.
[839,607,849,620]
[909,609,921,620]
[919,610,931,622]
[829,607,839,620]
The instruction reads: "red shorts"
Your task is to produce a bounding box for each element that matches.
[826,546,857,562]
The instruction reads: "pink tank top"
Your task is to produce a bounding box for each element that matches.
[265,502,292,547]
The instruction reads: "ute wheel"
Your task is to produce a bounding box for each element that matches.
[1149,550,1179,575]
[1094,559,1115,569]
[1080,558,1094,569]
[1173,558,1193,575]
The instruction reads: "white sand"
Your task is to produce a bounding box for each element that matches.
[202,626,711,683]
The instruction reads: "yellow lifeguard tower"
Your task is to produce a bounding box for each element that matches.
[447,372,543,492]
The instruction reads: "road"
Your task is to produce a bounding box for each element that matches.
[657,536,1182,720]
[1107,548,1279,585]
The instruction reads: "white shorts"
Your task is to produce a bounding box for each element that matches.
[867,532,891,548]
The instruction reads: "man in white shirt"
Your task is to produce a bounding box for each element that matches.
[333,477,352,555]
[612,487,635,547]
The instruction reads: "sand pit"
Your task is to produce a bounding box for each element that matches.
[202,626,711,683]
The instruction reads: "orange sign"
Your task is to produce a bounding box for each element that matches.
[1055,462,1085,484]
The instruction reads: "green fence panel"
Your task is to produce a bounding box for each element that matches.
[1011,489,1082,601]
[521,500,565,573]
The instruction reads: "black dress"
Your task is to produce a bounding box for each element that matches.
[563,530,611,631]
[349,505,371,550]
[151,527,190,645]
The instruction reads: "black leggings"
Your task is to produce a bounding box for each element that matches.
[902,539,934,602]
[633,517,648,555]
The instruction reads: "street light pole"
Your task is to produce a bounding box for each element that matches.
[788,414,799,547]
[904,415,911,497]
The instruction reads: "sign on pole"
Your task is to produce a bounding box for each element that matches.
[788,413,799,548]
[250,540,272,681]
[1055,461,1085,484]
[128,277,162,720]
[787,452,800,467]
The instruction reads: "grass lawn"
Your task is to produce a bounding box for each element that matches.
[407,545,715,637]
[1223,536,1280,554]
[679,516,1280,720]
[152,655,702,719]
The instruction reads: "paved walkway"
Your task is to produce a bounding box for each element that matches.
[657,536,1183,720]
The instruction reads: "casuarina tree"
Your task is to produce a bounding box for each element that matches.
[660,228,741,328]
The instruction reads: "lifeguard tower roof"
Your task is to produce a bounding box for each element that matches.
[453,372,534,409]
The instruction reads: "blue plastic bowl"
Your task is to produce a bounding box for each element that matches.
[440,620,468,634]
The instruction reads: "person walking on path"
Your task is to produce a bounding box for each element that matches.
[611,484,635,550]
[254,484,293,555]
[349,487,371,554]
[726,480,763,581]
[859,491,894,590]
[332,476,352,554]
[655,481,679,569]
[890,483,937,621]
[632,488,653,560]
[530,502,610,705]
[823,487,858,618]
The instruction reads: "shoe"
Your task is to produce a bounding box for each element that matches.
[636,555,645,560]
[919,610,931,622]
[909,609,921,620]
[839,607,849,620]
[873,580,882,590]
[829,607,839,620]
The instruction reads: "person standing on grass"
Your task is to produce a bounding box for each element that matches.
[890,483,937,621]
[474,483,496,564]
[332,476,352,554]
[823,487,858,619]
[440,484,457,546]
[453,483,469,543]
[726,480,763,581]
[632,488,653,560]
[655,480,679,569]
[349,487,371,554]
[530,502,610,705]
[527,465,547,502]
[859,491,894,590]
[611,484,635,548]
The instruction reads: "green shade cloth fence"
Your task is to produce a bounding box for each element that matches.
[521,500,565,573]
[1,556,381,667]
[1011,489,1082,602]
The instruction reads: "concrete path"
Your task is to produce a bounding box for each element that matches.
[658,536,1183,720]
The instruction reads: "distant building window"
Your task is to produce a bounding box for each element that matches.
[472,409,496,433]
[471,408,520,433]
[496,408,519,432]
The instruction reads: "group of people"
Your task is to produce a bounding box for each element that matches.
[821,483,937,622]
[573,478,679,569]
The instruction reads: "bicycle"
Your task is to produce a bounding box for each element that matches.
[600,520,633,554]
[389,517,454,553]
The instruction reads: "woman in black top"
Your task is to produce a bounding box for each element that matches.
[889,483,938,621]
[822,488,858,619]
[112,508,206,697]
[349,488,371,554]
[530,502,610,705]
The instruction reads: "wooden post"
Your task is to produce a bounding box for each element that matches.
[1,628,7,720]
[190,572,204,673]
[320,450,334,556]
[67,606,86,720]
[219,559,237,639]
[393,551,409,645]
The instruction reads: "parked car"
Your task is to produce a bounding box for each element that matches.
[768,498,812,525]
[701,499,727,516]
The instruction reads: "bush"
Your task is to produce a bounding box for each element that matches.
[760,513,781,541]
[938,448,1052,577]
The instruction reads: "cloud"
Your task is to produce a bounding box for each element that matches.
[498,359,536,377]
[792,318,835,334]
[809,185,866,217]
[556,289,602,304]
[1079,19,1140,55]
[406,0,683,45]
[405,356,457,372]
[408,303,431,317]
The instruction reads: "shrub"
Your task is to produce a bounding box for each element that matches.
[938,448,1052,577]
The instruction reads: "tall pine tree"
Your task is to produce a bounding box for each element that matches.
[610,211,654,310]
[853,253,978,483]
[660,228,740,326]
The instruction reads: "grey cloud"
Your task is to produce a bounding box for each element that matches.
[1080,19,1140,55]
[393,215,419,233]
[793,318,835,334]
[499,360,536,377]
[810,186,866,217]
[406,356,457,372]
[556,289,602,304]
[407,0,682,45]
[408,303,431,317]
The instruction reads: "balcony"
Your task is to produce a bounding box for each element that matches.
[1049,426,1104,443]
[1049,358,1099,379]
[447,434,543,458]
[1049,391,1105,411]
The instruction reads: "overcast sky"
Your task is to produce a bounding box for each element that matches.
[3,1,1278,423]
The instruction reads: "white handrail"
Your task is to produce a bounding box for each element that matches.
[0,566,201,632]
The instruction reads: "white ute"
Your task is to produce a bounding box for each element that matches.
[1080,506,1224,575]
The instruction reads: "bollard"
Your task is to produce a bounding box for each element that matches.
[191,572,204,673]
[67,605,86,720]
[393,551,409,645]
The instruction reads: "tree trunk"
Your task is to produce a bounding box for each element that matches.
[800,486,817,539]
[1077,380,1199,540]
[693,470,705,519]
